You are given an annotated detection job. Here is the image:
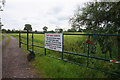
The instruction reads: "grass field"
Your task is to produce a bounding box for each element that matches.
[8,33,119,78]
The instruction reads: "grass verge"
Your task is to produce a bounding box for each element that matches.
[30,53,109,78]
[2,34,11,51]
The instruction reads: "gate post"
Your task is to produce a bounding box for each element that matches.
[45,48,46,55]
[61,34,64,60]
[27,30,29,50]
[32,32,34,51]
[19,31,21,48]
[45,33,46,55]
[87,35,90,67]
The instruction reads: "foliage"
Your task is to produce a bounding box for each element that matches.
[55,28,63,33]
[0,22,3,30]
[0,0,5,11]
[24,24,32,31]
[43,26,48,32]
[70,1,120,57]
[70,2,120,34]
[67,27,83,32]
[69,2,120,74]
[2,28,6,32]
[0,0,6,29]
[2,29,20,33]
[47,30,55,33]
[35,30,37,32]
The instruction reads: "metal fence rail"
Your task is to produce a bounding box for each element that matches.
[18,31,120,77]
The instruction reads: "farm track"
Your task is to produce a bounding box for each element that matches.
[2,34,40,78]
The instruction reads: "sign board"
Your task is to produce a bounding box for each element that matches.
[45,33,63,52]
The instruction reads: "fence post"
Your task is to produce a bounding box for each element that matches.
[19,31,21,48]
[61,34,64,60]
[45,33,46,55]
[32,32,34,51]
[27,30,29,50]
[45,48,46,55]
[87,35,90,67]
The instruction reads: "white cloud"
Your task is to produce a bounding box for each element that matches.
[1,0,91,31]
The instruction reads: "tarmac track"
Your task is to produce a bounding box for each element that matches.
[2,34,40,78]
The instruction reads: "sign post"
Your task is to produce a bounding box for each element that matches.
[45,33,63,52]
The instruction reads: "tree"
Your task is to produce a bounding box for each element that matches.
[24,24,32,31]
[0,0,6,30]
[70,2,120,34]
[55,28,63,33]
[48,30,55,33]
[35,30,37,32]
[43,26,48,32]
[12,28,15,32]
[0,21,3,30]
[7,29,11,32]
[67,28,76,32]
[70,1,120,58]
[0,0,5,11]
[78,28,83,32]
[2,28,6,32]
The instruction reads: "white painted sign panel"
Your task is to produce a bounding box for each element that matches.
[45,33,63,52]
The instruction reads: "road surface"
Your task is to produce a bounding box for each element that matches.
[2,34,40,78]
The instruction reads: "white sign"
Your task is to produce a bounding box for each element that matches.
[45,33,63,52]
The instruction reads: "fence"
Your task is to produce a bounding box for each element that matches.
[19,31,120,77]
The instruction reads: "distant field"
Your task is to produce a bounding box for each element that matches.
[8,33,119,78]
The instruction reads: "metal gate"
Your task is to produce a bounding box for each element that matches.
[19,31,120,77]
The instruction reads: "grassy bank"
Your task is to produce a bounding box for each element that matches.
[0,34,4,41]
[2,34,11,51]
[8,33,119,78]
[2,35,4,40]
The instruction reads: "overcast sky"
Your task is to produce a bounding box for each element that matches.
[1,0,94,31]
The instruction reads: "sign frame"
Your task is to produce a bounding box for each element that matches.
[44,33,63,52]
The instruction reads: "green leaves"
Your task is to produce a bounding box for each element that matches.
[43,26,48,32]
[69,2,120,59]
[24,24,32,31]
[70,2,120,34]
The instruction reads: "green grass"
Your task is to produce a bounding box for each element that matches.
[8,33,119,78]
[6,34,11,45]
[31,54,108,78]
[2,35,4,40]
[0,34,4,41]
[2,34,11,51]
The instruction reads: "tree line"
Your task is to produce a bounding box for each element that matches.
[2,23,85,33]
